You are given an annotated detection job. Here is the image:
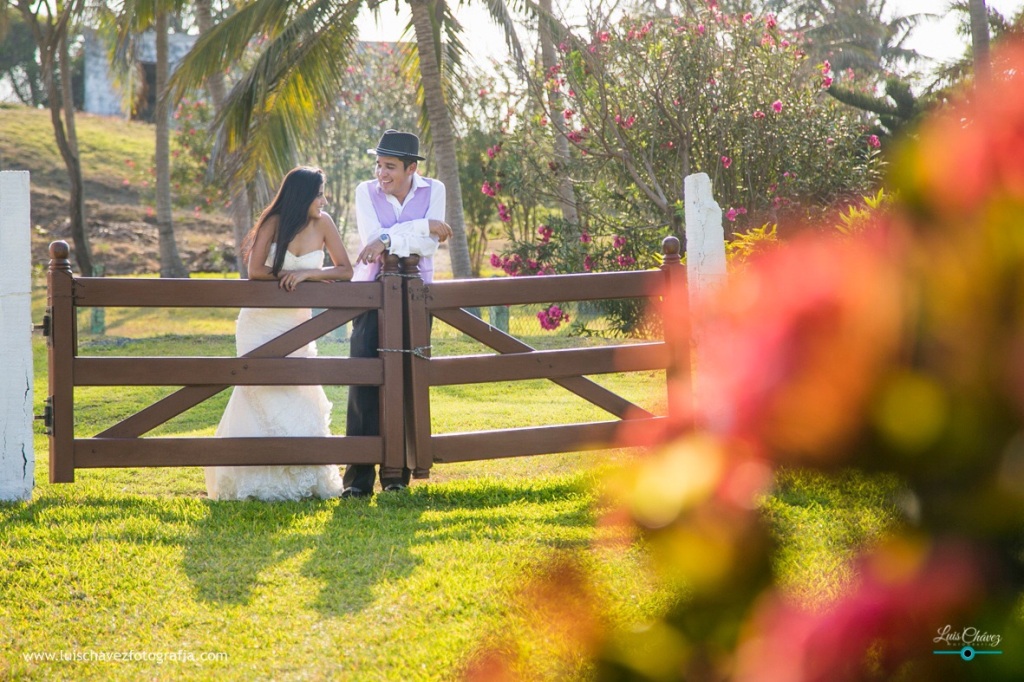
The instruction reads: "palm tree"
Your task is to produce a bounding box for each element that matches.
[968,0,990,80]
[9,0,94,276]
[169,0,527,280]
[194,0,252,277]
[537,0,579,230]
[113,0,189,278]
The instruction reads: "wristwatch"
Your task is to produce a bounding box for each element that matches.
[379,233,391,249]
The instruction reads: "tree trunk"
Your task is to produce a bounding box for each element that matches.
[195,0,252,277]
[538,0,579,231]
[969,0,990,82]
[408,0,472,280]
[155,10,188,278]
[24,2,93,276]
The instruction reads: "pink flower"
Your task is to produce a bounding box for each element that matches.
[537,224,553,243]
[614,114,636,129]
[580,231,592,244]
[822,75,834,88]
[765,13,777,29]
[726,206,748,222]
[772,100,783,113]
[537,304,570,331]
[599,31,611,43]
[721,156,732,169]
[478,87,488,97]
[613,235,627,249]
[616,254,636,267]
[481,181,496,197]
[822,60,831,73]
[868,134,881,148]
[696,24,705,36]
[754,110,766,119]
[742,12,752,23]
[583,255,593,272]
[490,253,502,268]
[539,116,548,127]
[498,203,512,223]
[563,108,574,120]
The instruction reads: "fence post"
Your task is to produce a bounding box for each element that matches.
[379,253,406,481]
[401,255,433,479]
[660,236,692,424]
[683,172,728,428]
[47,241,76,483]
[0,171,34,500]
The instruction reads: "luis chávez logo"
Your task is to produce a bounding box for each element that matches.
[933,625,1003,661]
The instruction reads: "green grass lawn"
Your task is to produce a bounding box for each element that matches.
[2,295,903,680]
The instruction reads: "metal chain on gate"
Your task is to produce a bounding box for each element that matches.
[377,345,432,360]
[380,271,423,279]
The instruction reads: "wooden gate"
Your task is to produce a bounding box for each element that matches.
[42,238,689,483]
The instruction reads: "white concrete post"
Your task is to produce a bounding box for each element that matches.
[684,172,728,302]
[0,171,35,501]
[684,172,728,428]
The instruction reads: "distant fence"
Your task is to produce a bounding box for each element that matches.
[41,238,690,483]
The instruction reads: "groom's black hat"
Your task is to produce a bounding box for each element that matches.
[367,129,426,161]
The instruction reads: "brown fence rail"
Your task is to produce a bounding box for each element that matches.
[402,240,689,471]
[42,238,690,484]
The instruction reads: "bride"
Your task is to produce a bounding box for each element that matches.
[206,166,353,501]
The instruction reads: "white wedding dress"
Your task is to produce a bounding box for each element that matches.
[205,246,345,501]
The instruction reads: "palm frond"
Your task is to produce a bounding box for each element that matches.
[166,0,307,103]
[210,0,363,182]
[470,0,527,72]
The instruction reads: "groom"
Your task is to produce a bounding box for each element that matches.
[342,129,453,498]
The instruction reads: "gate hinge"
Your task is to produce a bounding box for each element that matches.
[35,308,52,343]
[35,397,53,435]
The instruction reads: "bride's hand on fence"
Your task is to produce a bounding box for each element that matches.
[357,240,386,264]
[278,270,309,291]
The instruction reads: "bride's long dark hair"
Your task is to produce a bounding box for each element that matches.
[242,166,325,276]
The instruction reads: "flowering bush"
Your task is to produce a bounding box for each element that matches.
[123,99,226,216]
[168,99,224,215]
[483,5,880,336]
[316,42,420,239]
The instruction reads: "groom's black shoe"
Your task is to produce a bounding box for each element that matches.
[382,483,408,493]
[341,486,371,499]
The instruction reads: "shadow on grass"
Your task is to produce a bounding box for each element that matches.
[301,478,593,616]
[0,476,595,618]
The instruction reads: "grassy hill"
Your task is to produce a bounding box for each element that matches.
[0,103,233,275]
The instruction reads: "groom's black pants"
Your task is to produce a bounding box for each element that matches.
[343,309,410,491]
